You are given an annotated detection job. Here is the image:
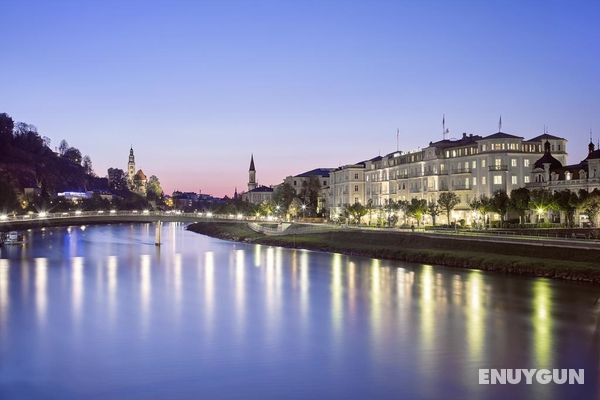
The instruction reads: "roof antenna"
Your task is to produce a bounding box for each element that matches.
[498,115,502,132]
[396,128,399,152]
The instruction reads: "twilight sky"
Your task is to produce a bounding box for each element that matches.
[1,0,599,196]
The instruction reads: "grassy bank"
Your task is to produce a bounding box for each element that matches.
[187,221,600,284]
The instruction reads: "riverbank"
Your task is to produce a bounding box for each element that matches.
[187,221,600,284]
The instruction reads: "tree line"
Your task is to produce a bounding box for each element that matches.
[338,188,600,228]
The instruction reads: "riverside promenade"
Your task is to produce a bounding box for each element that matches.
[2,210,599,251]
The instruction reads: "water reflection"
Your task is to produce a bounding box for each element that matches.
[0,224,597,399]
[533,280,553,367]
[71,257,84,319]
[34,257,48,325]
[0,259,9,327]
[467,271,484,361]
[140,254,152,334]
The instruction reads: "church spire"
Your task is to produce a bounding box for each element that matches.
[249,154,255,172]
[589,129,595,154]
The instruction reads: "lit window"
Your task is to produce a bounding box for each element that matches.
[493,175,502,185]
[481,160,487,168]
[472,177,477,186]
[511,176,517,185]
[511,159,517,167]
[472,160,476,169]
[482,177,487,185]
[524,159,530,167]
[524,176,530,183]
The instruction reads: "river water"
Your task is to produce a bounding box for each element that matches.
[0,223,598,399]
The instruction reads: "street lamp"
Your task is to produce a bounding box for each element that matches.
[301,204,306,219]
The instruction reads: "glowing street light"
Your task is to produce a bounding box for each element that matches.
[38,212,48,218]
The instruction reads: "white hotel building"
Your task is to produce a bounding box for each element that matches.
[329,131,568,222]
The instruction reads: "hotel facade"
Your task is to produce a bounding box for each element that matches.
[329,131,569,222]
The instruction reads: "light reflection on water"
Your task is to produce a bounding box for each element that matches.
[0,223,598,399]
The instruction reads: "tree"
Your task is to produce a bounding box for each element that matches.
[437,192,460,225]
[344,202,367,225]
[365,199,375,225]
[63,147,82,165]
[299,176,321,215]
[384,199,400,227]
[13,123,44,153]
[146,175,162,200]
[258,200,276,217]
[427,201,441,226]
[491,190,510,226]
[397,200,410,225]
[108,168,128,192]
[288,197,303,219]
[529,189,555,223]
[82,155,93,175]
[470,195,493,228]
[59,139,69,155]
[581,190,600,227]
[0,178,19,212]
[272,182,296,213]
[509,187,530,224]
[0,113,14,146]
[407,198,427,227]
[553,190,579,227]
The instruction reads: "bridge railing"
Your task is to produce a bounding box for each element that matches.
[0,210,269,224]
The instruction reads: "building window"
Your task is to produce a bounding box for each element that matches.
[354,197,359,203]
[493,175,503,185]
[482,176,487,185]
[472,177,477,186]
[524,176,530,183]
[471,160,476,169]
[511,159,517,167]
[524,159,530,167]
[293,180,297,186]
[354,185,359,192]
[481,160,486,168]
[354,173,359,180]
[511,176,517,185]
[495,158,502,167]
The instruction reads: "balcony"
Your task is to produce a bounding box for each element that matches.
[409,187,422,193]
[396,174,409,179]
[452,184,471,190]
[489,165,508,171]
[451,167,472,174]
[424,170,448,176]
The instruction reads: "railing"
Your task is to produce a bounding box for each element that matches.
[423,170,448,176]
[488,165,508,171]
[452,184,471,190]
[451,167,472,174]
[0,210,271,224]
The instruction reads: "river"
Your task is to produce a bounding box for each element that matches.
[0,223,598,399]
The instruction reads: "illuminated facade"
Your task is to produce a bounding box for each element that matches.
[329,131,568,221]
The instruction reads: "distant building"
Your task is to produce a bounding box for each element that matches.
[126,147,147,195]
[284,168,334,212]
[241,154,273,204]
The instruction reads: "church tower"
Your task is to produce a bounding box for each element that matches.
[127,147,136,187]
[248,154,257,191]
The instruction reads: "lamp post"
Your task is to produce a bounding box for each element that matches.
[301,204,306,220]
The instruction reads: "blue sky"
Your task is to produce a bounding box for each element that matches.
[1,0,599,195]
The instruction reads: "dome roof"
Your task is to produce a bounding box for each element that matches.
[586,149,600,160]
[533,141,563,170]
[134,169,147,181]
